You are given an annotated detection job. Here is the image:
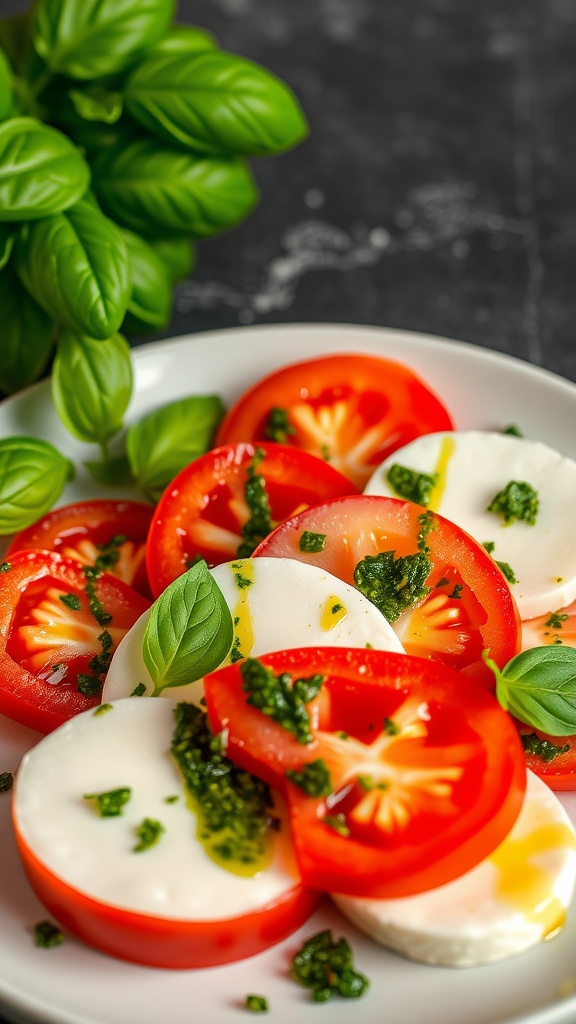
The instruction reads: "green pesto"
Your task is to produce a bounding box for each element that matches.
[449,583,463,600]
[357,774,388,791]
[264,405,295,444]
[323,814,350,837]
[93,703,113,716]
[291,930,370,1002]
[435,576,450,588]
[545,611,570,630]
[170,702,275,872]
[0,771,13,792]
[34,920,65,949]
[487,480,539,526]
[134,817,165,852]
[0,561,10,572]
[77,674,102,697]
[286,758,332,797]
[236,448,273,558]
[482,541,495,554]
[59,592,82,611]
[502,424,523,436]
[240,657,323,744]
[521,733,570,763]
[386,463,439,507]
[383,717,400,736]
[245,994,269,1013]
[84,787,132,817]
[131,682,147,696]
[497,560,518,584]
[354,549,431,623]
[83,564,113,626]
[299,530,327,553]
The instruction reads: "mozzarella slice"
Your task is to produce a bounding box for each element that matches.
[13,697,301,922]
[364,430,576,619]
[332,771,576,967]
[103,556,404,702]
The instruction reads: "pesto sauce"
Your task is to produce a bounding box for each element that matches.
[386,463,438,506]
[240,657,324,744]
[487,480,539,526]
[236,449,274,557]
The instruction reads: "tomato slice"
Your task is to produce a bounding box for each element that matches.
[7,499,154,600]
[254,494,521,687]
[215,353,454,489]
[204,647,526,898]
[146,442,357,597]
[0,550,150,733]
[521,598,576,653]
[514,722,576,791]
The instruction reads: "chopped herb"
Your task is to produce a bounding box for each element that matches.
[521,733,570,763]
[336,730,348,740]
[299,530,327,553]
[77,674,103,697]
[236,449,274,558]
[502,424,523,436]
[51,662,65,673]
[435,577,449,588]
[354,550,431,623]
[231,561,254,590]
[240,658,323,744]
[0,561,11,572]
[134,817,165,852]
[449,583,463,599]
[171,702,275,869]
[286,759,332,797]
[230,635,245,663]
[84,787,132,817]
[323,814,350,836]
[0,771,14,792]
[545,611,570,630]
[365,641,374,649]
[497,560,518,584]
[383,717,400,736]
[417,509,437,552]
[83,564,113,627]
[165,794,179,804]
[264,405,295,444]
[386,463,439,506]
[482,541,495,554]
[34,920,65,949]
[59,592,82,611]
[93,703,113,716]
[487,480,539,526]
[291,930,370,1002]
[245,994,269,1013]
[131,683,147,696]
[94,534,127,573]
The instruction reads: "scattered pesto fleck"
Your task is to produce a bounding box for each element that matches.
[383,717,400,736]
[417,509,437,552]
[77,674,103,697]
[521,733,570,763]
[286,758,332,797]
[34,920,65,949]
[291,930,370,1002]
[240,658,323,744]
[299,530,327,553]
[83,564,113,627]
[545,611,570,630]
[131,682,147,696]
[354,549,431,623]
[323,814,350,837]
[134,817,165,852]
[502,424,523,436]
[386,463,439,506]
[482,541,495,554]
[364,642,374,649]
[264,405,295,444]
[0,771,14,792]
[449,583,463,600]
[497,560,519,584]
[0,561,10,572]
[93,703,113,716]
[245,994,269,1013]
[165,794,179,804]
[435,577,449,588]
[357,774,388,791]
[84,787,132,817]
[59,592,82,611]
[236,449,274,558]
[487,480,539,526]
[320,443,331,461]
[231,561,254,590]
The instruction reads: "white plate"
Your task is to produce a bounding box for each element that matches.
[2,323,576,1024]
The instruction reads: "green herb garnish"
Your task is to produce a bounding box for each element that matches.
[240,657,323,744]
[34,920,65,949]
[354,550,431,623]
[0,771,14,792]
[299,530,327,553]
[59,592,82,611]
[84,787,132,817]
[291,930,370,1002]
[483,647,576,735]
[497,560,519,584]
[487,480,539,526]
[521,733,571,763]
[286,758,332,797]
[245,994,269,1013]
[237,449,274,558]
[134,817,165,852]
[386,464,438,506]
[264,406,295,444]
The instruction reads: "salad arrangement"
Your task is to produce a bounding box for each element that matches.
[2,326,576,1022]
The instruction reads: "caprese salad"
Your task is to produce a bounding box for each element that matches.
[3,347,576,996]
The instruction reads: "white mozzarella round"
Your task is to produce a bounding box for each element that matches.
[103,556,405,702]
[364,430,576,619]
[332,771,576,967]
[13,697,300,920]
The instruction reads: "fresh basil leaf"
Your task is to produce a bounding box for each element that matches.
[92,137,259,238]
[52,330,133,448]
[0,12,43,81]
[126,394,225,501]
[0,47,13,122]
[124,50,309,156]
[84,454,135,488]
[0,117,90,221]
[32,0,176,80]
[14,197,131,339]
[68,87,123,125]
[0,436,74,533]
[152,24,218,57]
[0,263,55,394]
[0,221,13,270]
[151,235,196,284]
[62,110,144,156]
[484,647,576,735]
[142,559,233,694]
[120,227,172,331]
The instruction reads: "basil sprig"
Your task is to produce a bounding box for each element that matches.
[0,436,74,533]
[484,647,576,735]
[142,560,233,696]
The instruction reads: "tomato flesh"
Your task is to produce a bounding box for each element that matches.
[204,647,526,898]
[255,494,521,687]
[215,353,454,489]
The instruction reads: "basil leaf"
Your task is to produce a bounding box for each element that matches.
[126,394,225,501]
[0,47,13,122]
[152,24,218,57]
[52,330,133,448]
[32,0,175,80]
[62,111,143,156]
[68,87,123,125]
[84,455,135,488]
[142,560,233,694]
[152,235,196,284]
[0,436,74,533]
[0,12,43,81]
[14,197,131,339]
[485,647,576,735]
[0,221,13,270]
[124,50,308,156]
[120,227,172,331]
[92,137,259,238]
[0,117,90,221]
[0,264,55,394]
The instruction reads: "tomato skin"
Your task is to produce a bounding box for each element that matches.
[13,822,319,969]
[7,499,154,600]
[204,647,526,899]
[255,495,520,687]
[0,550,150,733]
[215,353,454,489]
[146,441,357,598]
[515,724,576,791]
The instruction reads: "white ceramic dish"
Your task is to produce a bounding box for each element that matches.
[1,323,576,1024]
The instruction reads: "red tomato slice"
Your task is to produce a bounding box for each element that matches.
[204,647,526,898]
[7,499,154,600]
[521,599,576,652]
[254,494,521,687]
[0,550,150,733]
[146,442,357,597]
[515,723,576,791]
[215,353,454,489]
[13,828,319,969]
